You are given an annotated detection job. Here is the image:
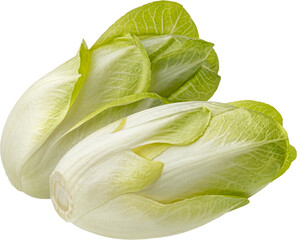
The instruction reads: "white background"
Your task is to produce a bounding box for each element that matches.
[0,0,296,239]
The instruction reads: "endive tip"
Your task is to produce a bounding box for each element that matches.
[50,171,73,222]
[80,39,88,48]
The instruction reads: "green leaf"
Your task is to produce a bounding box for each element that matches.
[92,1,198,49]
[50,103,213,219]
[133,106,211,160]
[140,35,220,100]
[133,143,170,161]
[60,35,151,130]
[229,100,296,179]
[70,40,90,106]
[50,101,293,238]
[206,49,220,72]
[1,41,89,190]
[141,107,289,202]
[74,194,248,239]
[20,93,166,198]
[5,35,151,198]
[2,0,223,199]
[229,100,283,125]
[276,144,297,178]
[167,49,221,101]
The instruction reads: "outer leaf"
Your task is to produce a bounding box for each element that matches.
[50,101,293,238]
[167,49,221,101]
[229,100,296,178]
[206,49,219,72]
[21,93,166,197]
[70,41,90,106]
[50,103,213,220]
[57,35,151,130]
[276,144,296,178]
[51,152,164,222]
[74,194,248,239]
[1,41,89,189]
[3,0,222,198]
[68,93,169,132]
[141,107,288,202]
[92,1,198,48]
[141,35,220,100]
[5,35,151,198]
[229,100,283,125]
[17,31,220,197]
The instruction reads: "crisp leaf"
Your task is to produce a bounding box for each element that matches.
[141,107,288,202]
[59,35,151,130]
[92,1,198,48]
[21,93,166,198]
[141,35,220,100]
[74,194,248,239]
[276,144,297,178]
[50,103,213,219]
[167,48,221,101]
[1,41,89,189]
[13,35,151,198]
[229,100,283,125]
[50,101,292,238]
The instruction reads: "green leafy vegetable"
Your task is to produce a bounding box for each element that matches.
[142,35,220,100]
[1,1,294,238]
[50,101,295,239]
[92,0,199,48]
[1,1,220,198]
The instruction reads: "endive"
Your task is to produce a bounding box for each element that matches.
[50,101,295,239]
[1,1,220,198]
